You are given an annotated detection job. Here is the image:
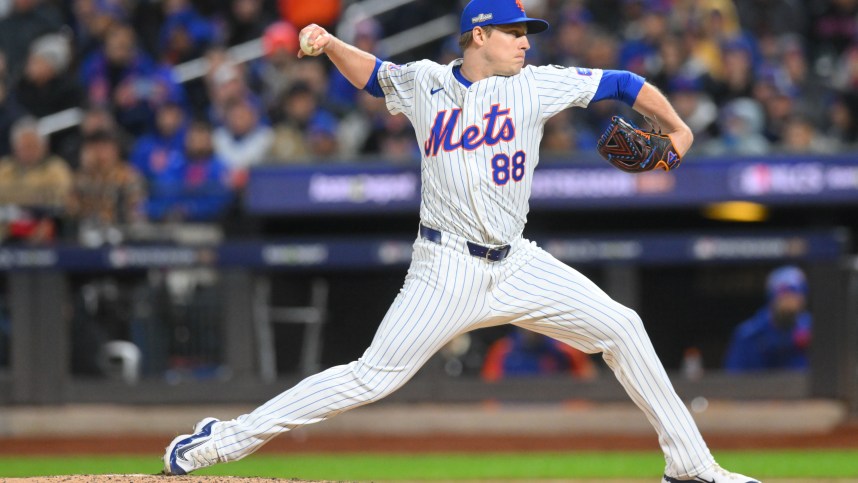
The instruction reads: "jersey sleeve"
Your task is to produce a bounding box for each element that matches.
[376,60,431,118]
[530,65,604,120]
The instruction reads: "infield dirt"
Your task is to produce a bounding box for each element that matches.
[2,478,857,483]
[0,477,333,482]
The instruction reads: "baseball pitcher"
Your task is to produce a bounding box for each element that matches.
[165,1,760,482]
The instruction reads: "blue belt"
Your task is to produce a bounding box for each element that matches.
[419,224,511,262]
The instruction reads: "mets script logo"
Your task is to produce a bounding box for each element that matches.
[424,104,515,156]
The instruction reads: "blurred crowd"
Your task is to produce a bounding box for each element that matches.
[0,0,856,244]
[530,0,858,158]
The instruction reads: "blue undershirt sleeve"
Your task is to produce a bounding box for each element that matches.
[591,70,645,106]
[363,58,384,98]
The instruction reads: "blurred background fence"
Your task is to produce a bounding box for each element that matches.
[0,159,856,411]
[0,0,856,418]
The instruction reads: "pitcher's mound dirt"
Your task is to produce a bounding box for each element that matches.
[2,477,334,482]
[1,478,855,483]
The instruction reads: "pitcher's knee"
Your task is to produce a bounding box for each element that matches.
[602,307,647,346]
[623,308,647,334]
[357,379,390,403]
[349,360,410,403]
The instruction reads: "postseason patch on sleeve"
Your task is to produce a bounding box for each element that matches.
[549,65,592,77]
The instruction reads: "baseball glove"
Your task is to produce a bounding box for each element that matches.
[596,116,682,173]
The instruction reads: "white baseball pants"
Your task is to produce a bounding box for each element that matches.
[214,233,715,477]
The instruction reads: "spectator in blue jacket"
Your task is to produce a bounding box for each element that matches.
[81,23,185,136]
[130,101,187,181]
[146,120,233,222]
[159,0,217,65]
[725,266,812,373]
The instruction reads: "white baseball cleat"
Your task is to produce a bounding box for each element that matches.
[662,463,761,483]
[163,417,221,475]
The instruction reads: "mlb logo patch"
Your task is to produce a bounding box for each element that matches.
[472,13,493,24]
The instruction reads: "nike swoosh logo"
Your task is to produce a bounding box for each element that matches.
[663,476,716,483]
[177,438,208,461]
[430,87,444,95]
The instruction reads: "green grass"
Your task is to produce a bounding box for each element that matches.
[0,450,857,480]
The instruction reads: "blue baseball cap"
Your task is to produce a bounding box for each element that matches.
[460,0,549,35]
[767,265,807,299]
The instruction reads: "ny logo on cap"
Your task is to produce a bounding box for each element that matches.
[515,0,524,12]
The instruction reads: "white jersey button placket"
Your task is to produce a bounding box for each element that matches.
[462,92,490,242]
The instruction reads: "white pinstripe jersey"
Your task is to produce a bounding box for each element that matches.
[377,58,604,245]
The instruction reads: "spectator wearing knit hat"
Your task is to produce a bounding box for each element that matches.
[701,97,770,156]
[15,33,83,118]
[0,0,64,82]
[205,61,265,128]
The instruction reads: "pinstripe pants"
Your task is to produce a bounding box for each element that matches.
[215,233,715,477]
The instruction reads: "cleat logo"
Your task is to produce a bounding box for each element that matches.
[663,476,715,483]
[177,439,208,461]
